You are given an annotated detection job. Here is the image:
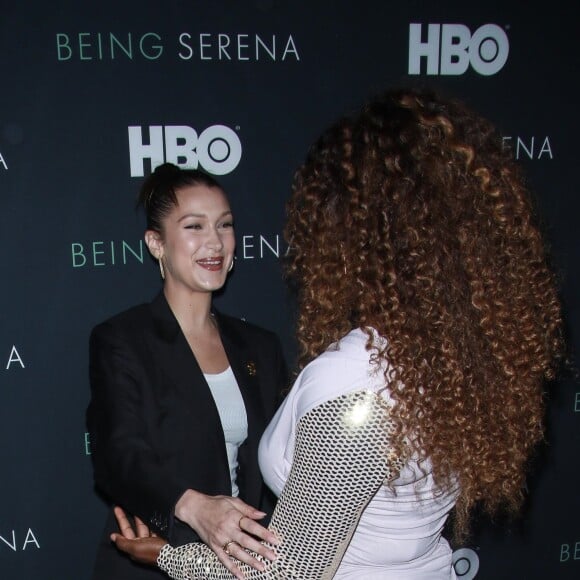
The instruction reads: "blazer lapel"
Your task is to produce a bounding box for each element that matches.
[146,293,265,501]
[214,311,267,505]
[214,311,267,439]
[148,292,226,450]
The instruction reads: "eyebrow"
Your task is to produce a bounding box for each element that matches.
[177,210,233,222]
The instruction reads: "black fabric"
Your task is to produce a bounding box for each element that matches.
[87,292,286,579]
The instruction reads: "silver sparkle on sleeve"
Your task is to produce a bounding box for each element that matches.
[158,390,403,580]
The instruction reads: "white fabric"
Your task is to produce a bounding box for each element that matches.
[259,328,458,579]
[159,328,459,579]
[159,389,402,579]
[204,366,248,497]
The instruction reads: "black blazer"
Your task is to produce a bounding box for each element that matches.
[87,292,286,579]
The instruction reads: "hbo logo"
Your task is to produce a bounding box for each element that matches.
[408,23,509,76]
[453,548,480,579]
[128,125,242,177]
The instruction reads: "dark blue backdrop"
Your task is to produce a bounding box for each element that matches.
[1,1,578,578]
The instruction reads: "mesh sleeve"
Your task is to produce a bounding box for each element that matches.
[157,390,402,579]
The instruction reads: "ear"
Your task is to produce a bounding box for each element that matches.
[144,230,164,259]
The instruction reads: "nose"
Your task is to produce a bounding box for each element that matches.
[206,226,224,251]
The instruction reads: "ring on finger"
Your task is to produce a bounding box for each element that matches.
[222,540,239,555]
[238,515,246,530]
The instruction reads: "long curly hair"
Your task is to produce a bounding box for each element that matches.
[284,89,564,540]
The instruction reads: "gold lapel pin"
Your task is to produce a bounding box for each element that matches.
[245,361,257,376]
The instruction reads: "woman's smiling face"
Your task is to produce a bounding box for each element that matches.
[151,184,235,295]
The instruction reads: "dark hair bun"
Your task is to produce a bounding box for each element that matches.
[153,162,181,178]
[137,163,223,231]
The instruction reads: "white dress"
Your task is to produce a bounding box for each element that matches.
[259,328,458,579]
[158,328,459,579]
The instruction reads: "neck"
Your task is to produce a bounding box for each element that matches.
[163,285,215,335]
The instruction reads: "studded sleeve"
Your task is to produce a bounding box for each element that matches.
[157,390,402,580]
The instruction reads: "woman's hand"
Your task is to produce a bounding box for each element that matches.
[175,489,278,573]
[110,506,167,566]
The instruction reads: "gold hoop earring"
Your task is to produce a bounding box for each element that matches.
[159,257,165,280]
[228,259,234,273]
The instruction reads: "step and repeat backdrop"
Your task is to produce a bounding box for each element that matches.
[1,1,578,578]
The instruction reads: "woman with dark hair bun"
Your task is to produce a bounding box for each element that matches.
[87,163,286,579]
[110,90,565,579]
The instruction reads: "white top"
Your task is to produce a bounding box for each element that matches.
[204,366,248,497]
[258,328,459,579]
[158,329,460,579]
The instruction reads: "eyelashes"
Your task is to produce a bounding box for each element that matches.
[183,222,234,231]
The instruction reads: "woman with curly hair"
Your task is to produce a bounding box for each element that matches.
[111,88,564,579]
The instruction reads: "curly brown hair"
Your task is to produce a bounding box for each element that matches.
[284,89,565,540]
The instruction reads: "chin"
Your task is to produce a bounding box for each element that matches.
[196,278,227,292]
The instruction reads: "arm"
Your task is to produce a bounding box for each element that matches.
[88,323,187,535]
[149,390,402,579]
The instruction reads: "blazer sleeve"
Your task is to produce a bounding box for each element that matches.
[87,322,189,537]
[270,332,289,409]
